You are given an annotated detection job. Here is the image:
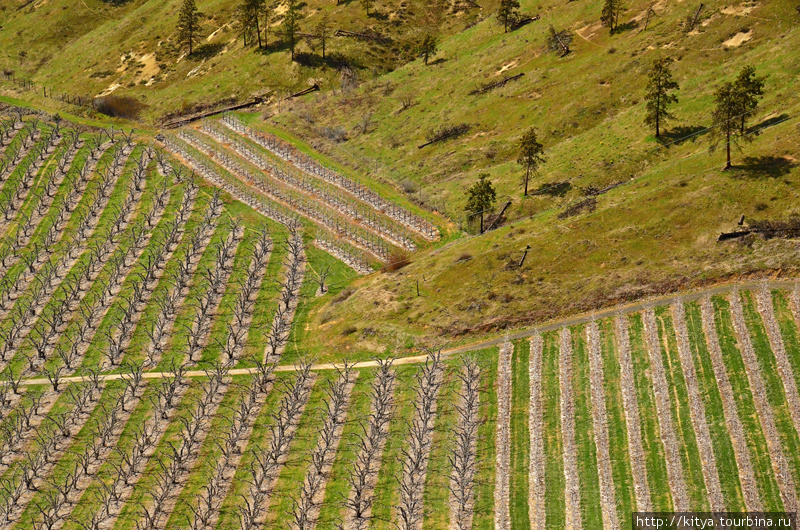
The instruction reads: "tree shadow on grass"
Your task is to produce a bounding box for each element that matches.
[531,181,572,197]
[293,52,359,69]
[660,125,708,145]
[748,113,790,134]
[428,57,448,66]
[614,20,639,33]
[367,11,389,21]
[731,156,797,178]
[190,43,225,61]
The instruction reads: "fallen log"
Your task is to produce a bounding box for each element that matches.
[286,84,320,99]
[718,228,800,241]
[469,73,525,96]
[162,97,264,129]
[334,29,390,43]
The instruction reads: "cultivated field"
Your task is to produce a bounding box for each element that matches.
[2,108,800,530]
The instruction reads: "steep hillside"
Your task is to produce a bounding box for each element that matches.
[0,0,493,120]
[249,0,800,354]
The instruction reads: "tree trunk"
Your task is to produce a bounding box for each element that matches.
[725,126,731,169]
[480,212,484,234]
[256,18,262,48]
[524,167,529,196]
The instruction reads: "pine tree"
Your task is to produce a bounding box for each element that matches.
[362,0,375,16]
[251,0,265,48]
[517,127,545,196]
[419,33,438,65]
[601,0,623,34]
[238,0,265,47]
[644,57,679,138]
[465,173,497,234]
[710,82,742,169]
[497,0,521,33]
[315,11,331,59]
[733,65,765,134]
[283,0,302,61]
[263,4,275,48]
[546,25,573,56]
[178,0,200,55]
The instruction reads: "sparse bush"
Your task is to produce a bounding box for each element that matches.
[341,325,358,336]
[94,95,145,119]
[333,287,355,303]
[384,250,410,272]
[422,123,471,147]
[320,125,348,143]
[455,253,472,262]
[400,178,419,194]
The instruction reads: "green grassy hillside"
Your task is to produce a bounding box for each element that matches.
[0,0,490,121]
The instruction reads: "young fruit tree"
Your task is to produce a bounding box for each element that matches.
[517,127,545,196]
[497,0,521,33]
[601,0,624,34]
[465,173,496,234]
[733,65,766,134]
[178,0,201,55]
[644,57,679,138]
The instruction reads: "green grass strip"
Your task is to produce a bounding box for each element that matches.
[570,324,602,526]
[773,290,800,396]
[315,367,375,529]
[683,301,745,511]
[422,360,459,529]
[370,364,418,530]
[472,347,498,530]
[510,339,531,529]
[268,370,335,528]
[627,313,672,511]
[541,331,565,529]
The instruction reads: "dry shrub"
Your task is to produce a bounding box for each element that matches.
[384,251,410,272]
[333,287,355,304]
[94,95,145,120]
[455,253,472,262]
[341,325,358,336]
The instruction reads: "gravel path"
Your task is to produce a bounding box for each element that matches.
[559,328,582,530]
[529,334,546,530]
[494,342,512,530]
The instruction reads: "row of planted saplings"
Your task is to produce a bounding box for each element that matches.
[0,140,135,366]
[220,113,439,241]
[176,130,391,262]
[16,148,156,378]
[199,122,418,252]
